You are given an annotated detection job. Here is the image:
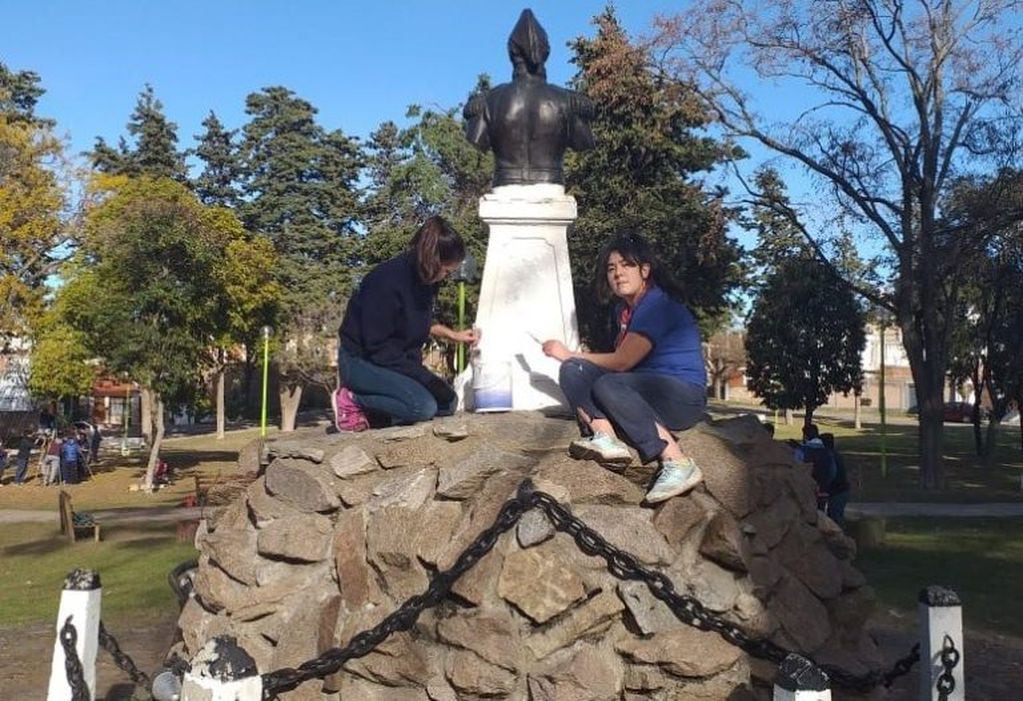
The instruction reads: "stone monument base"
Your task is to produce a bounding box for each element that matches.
[457,184,579,414]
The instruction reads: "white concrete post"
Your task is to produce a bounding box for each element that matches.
[181,635,262,701]
[919,585,964,701]
[773,653,831,701]
[47,569,101,701]
[455,183,580,413]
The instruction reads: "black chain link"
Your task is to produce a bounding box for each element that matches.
[260,481,920,698]
[936,634,960,700]
[59,616,91,701]
[99,620,152,689]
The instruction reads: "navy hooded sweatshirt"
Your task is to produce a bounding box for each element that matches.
[339,251,439,388]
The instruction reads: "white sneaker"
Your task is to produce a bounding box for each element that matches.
[569,432,632,468]
[645,457,703,504]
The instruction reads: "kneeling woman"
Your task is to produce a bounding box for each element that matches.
[336,216,478,430]
[542,232,706,503]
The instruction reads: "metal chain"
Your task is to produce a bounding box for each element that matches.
[936,634,960,700]
[59,616,91,701]
[259,480,920,698]
[99,620,152,688]
[260,490,531,699]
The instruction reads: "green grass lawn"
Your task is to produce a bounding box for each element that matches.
[763,414,1023,503]
[855,518,1023,638]
[0,522,197,627]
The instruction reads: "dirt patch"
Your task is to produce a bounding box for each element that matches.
[0,612,179,700]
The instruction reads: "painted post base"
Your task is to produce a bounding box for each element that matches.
[48,574,101,701]
[919,586,964,701]
[460,183,579,413]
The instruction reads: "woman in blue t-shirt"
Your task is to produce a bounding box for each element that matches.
[542,232,707,504]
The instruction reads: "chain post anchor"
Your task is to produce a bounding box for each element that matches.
[48,569,101,701]
[773,653,831,701]
[182,635,262,701]
[919,585,964,701]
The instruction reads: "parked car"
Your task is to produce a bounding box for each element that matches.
[906,402,988,423]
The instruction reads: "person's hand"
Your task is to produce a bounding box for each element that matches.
[450,327,480,346]
[541,339,572,361]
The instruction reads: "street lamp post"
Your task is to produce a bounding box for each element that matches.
[260,326,272,438]
[451,252,479,373]
[877,310,892,479]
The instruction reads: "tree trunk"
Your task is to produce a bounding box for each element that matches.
[140,387,153,446]
[279,383,302,432]
[142,393,165,492]
[983,420,1000,468]
[784,409,792,426]
[215,364,226,440]
[853,392,862,430]
[918,401,945,489]
[902,321,947,488]
[243,342,257,418]
[804,406,815,427]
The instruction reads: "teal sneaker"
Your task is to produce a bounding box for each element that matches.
[569,432,632,468]
[645,457,703,503]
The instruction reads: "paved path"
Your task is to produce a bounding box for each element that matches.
[847,502,1023,517]
[0,505,210,525]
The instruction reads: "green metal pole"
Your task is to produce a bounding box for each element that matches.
[879,321,888,479]
[457,281,466,373]
[260,327,271,437]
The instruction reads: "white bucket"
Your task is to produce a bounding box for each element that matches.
[472,358,512,413]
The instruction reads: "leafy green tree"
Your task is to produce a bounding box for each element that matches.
[91,84,187,180]
[741,168,809,286]
[361,97,492,346]
[0,103,69,347]
[746,257,866,426]
[237,86,362,428]
[193,111,240,208]
[27,308,95,401]
[657,0,1023,486]
[0,61,52,127]
[566,9,743,347]
[62,175,244,488]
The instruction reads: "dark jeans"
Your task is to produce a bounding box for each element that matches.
[339,349,455,425]
[827,490,849,528]
[14,456,29,484]
[558,358,706,463]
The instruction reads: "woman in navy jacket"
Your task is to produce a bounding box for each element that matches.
[336,216,478,429]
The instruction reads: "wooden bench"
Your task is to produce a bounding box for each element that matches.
[58,491,101,543]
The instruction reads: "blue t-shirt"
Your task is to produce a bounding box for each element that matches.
[621,286,707,387]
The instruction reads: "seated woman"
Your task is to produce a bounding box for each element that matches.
[541,232,707,504]
[335,216,478,430]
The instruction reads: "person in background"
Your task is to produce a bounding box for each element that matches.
[819,432,851,527]
[541,232,707,505]
[60,431,81,485]
[791,424,836,511]
[42,434,63,486]
[13,431,35,485]
[335,216,479,431]
[0,437,7,485]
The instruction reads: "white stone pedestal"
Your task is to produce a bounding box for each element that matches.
[458,184,579,413]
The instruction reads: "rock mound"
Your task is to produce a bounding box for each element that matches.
[175,413,881,700]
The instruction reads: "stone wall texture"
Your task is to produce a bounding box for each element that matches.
[175,413,882,700]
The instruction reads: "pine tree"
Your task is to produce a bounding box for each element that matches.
[193,111,240,207]
[0,61,52,126]
[91,85,187,180]
[237,86,362,429]
[566,9,743,346]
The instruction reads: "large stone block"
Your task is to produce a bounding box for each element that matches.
[437,448,535,499]
[264,457,340,513]
[524,589,624,660]
[614,626,743,677]
[572,505,677,565]
[498,545,587,624]
[256,512,333,563]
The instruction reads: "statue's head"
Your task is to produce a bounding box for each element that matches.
[507,9,549,79]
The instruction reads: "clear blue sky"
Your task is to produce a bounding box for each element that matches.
[5,1,682,162]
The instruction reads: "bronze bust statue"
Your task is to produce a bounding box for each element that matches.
[464,9,595,188]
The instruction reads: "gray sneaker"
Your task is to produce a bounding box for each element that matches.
[569,432,632,468]
[645,457,703,503]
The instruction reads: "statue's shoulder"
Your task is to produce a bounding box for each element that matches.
[546,84,594,118]
[463,93,487,119]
